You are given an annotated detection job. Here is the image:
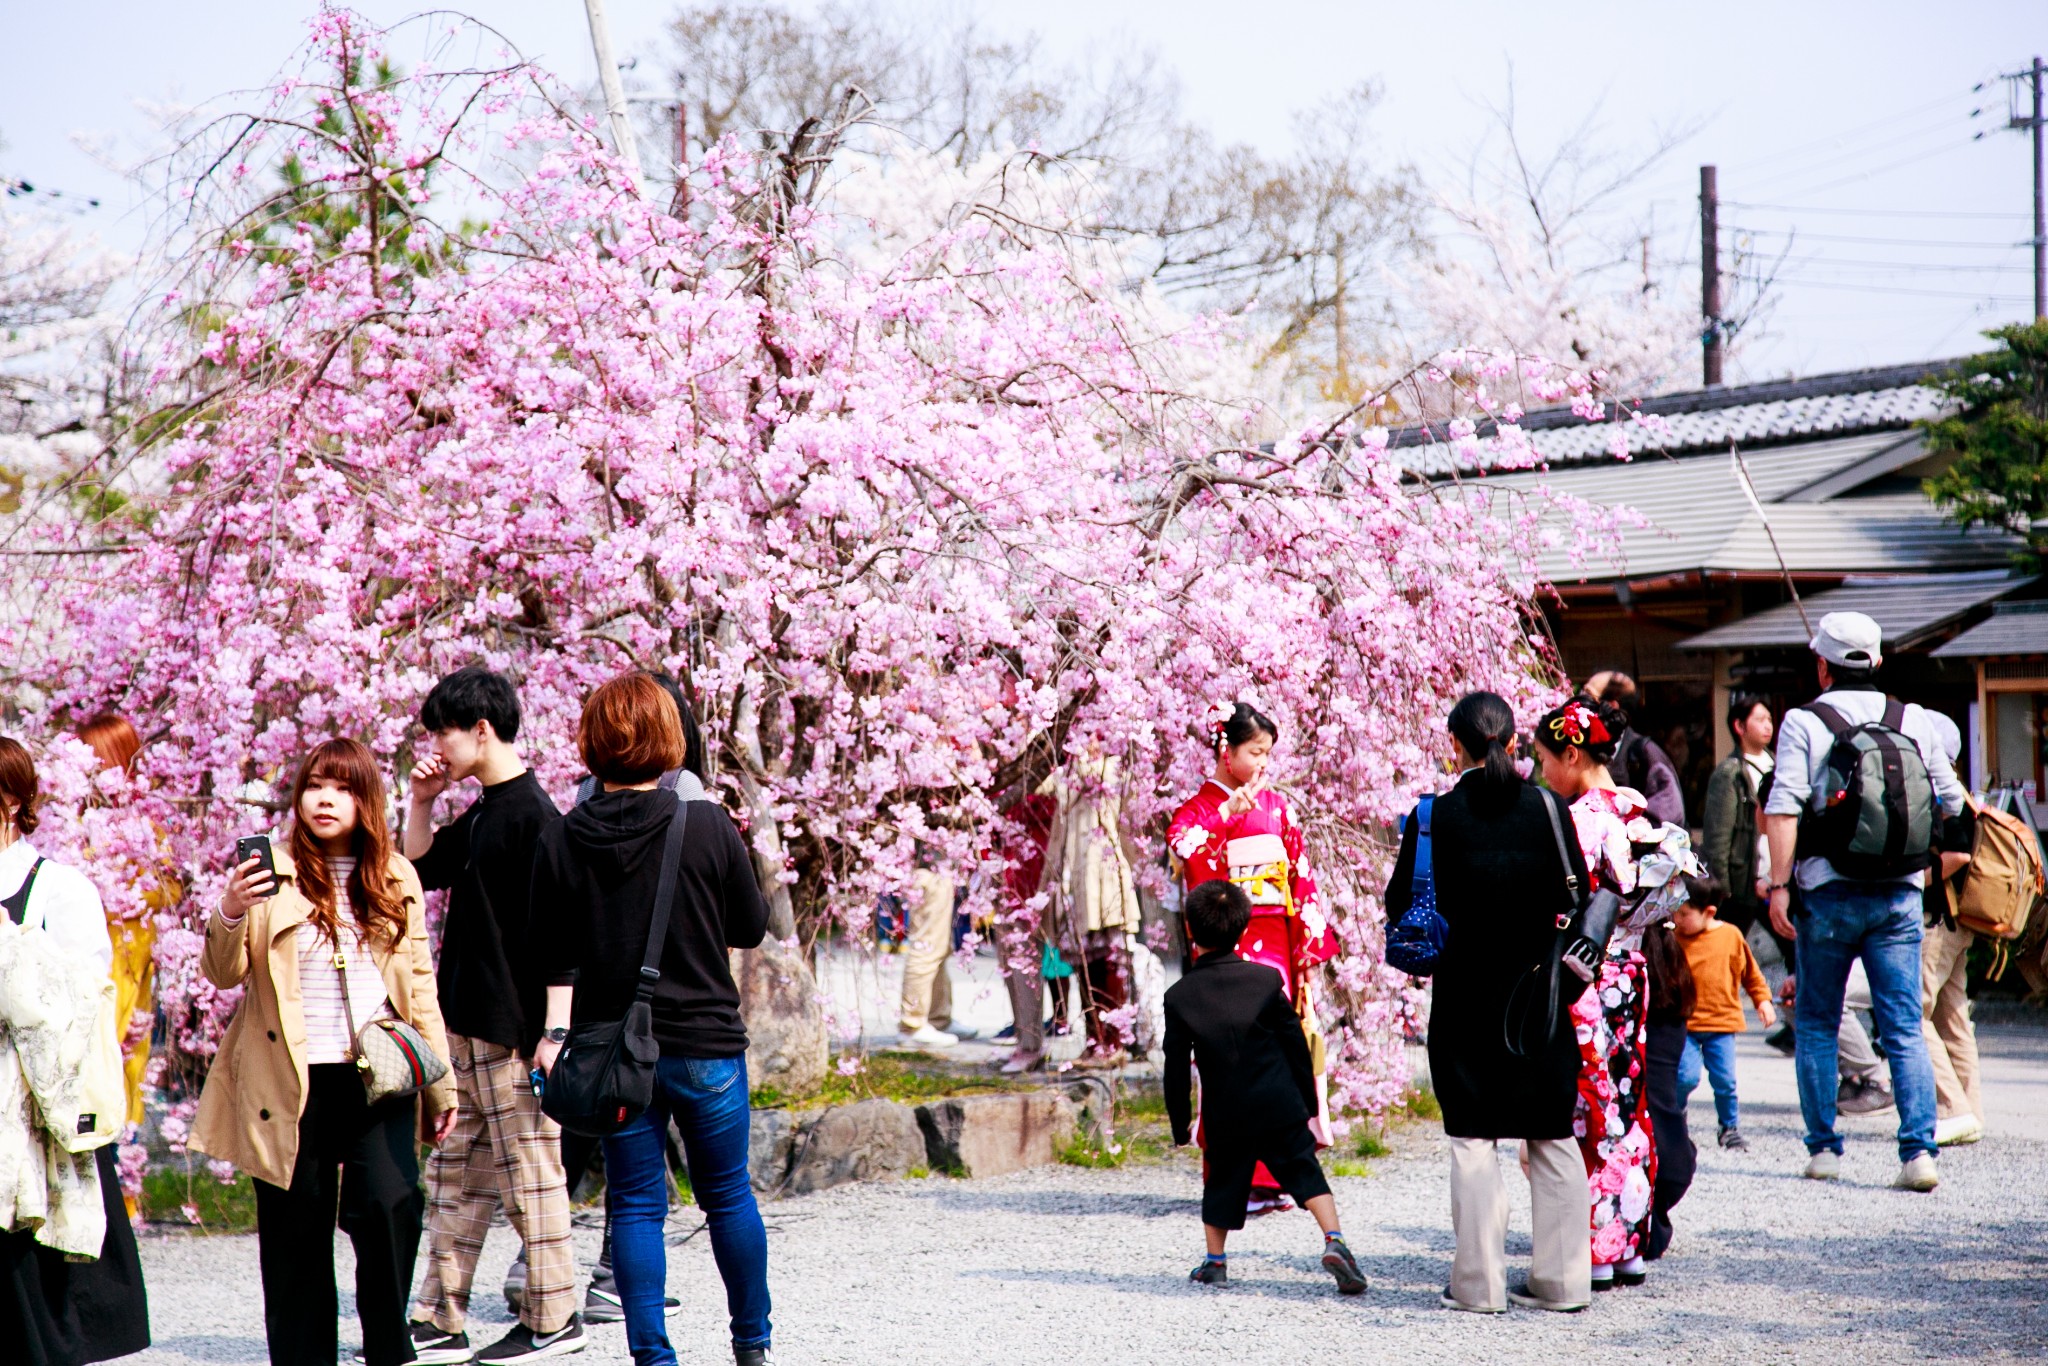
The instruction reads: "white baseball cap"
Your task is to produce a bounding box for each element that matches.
[1810,611,1884,670]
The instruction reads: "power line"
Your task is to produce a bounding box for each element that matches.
[1744,109,1982,196]
[1752,277,2033,303]
[1738,88,1983,173]
[1723,226,2027,250]
[1723,200,2029,220]
[1765,258,2032,274]
[1786,139,1975,198]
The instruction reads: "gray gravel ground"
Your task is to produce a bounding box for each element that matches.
[129,1024,2048,1364]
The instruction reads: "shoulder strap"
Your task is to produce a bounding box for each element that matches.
[635,801,692,1001]
[1,858,45,926]
[1538,791,1585,913]
[1803,701,1852,737]
[1881,696,1907,732]
[1417,794,1434,835]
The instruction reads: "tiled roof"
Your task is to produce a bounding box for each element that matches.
[1932,601,2048,659]
[1458,429,2017,583]
[1676,571,2031,652]
[1394,358,1962,476]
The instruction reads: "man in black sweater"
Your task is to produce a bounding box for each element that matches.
[1165,880,1366,1294]
[403,667,586,1365]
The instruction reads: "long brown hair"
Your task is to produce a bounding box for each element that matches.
[287,738,409,950]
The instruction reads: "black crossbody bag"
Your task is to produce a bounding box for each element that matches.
[1505,789,1622,1056]
[543,800,689,1137]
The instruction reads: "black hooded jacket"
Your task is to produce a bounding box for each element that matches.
[529,787,770,1058]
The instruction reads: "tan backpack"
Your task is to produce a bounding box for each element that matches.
[1950,799,2048,977]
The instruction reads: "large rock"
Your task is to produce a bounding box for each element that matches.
[782,1100,925,1196]
[733,938,827,1097]
[748,1108,797,1195]
[916,1092,1077,1178]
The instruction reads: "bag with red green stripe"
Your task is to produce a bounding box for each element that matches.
[333,949,449,1104]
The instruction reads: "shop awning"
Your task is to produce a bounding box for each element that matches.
[1676,570,2033,652]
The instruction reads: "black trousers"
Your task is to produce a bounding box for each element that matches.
[1642,1020,1696,1261]
[1202,1122,1330,1231]
[255,1064,422,1366]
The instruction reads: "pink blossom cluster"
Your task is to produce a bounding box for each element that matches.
[7,13,1632,1120]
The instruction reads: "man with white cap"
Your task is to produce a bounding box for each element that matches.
[1762,611,1967,1192]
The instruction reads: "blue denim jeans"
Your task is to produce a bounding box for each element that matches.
[1679,1031,1741,1130]
[1793,880,1937,1162]
[604,1054,770,1362]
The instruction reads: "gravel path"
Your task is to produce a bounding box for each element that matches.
[128,1026,2048,1364]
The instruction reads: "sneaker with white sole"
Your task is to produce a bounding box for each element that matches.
[900,1024,958,1048]
[1894,1153,1940,1192]
[1804,1149,1841,1180]
[1934,1113,1984,1146]
[581,1271,682,1324]
[1508,1282,1589,1313]
[355,1323,472,1366]
[475,1316,587,1365]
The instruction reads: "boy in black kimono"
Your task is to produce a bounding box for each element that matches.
[1165,879,1366,1293]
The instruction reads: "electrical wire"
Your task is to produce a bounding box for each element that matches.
[1722,200,2028,220]
[1734,85,1986,173]
[1721,227,2028,250]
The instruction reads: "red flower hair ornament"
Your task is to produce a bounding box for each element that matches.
[1546,699,1611,749]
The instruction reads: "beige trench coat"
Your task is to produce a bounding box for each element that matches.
[190,849,453,1190]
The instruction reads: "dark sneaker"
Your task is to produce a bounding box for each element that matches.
[1838,1076,1896,1115]
[581,1272,681,1324]
[1321,1238,1368,1295]
[355,1323,472,1366]
[1508,1282,1589,1313]
[1189,1259,1228,1286]
[475,1316,587,1365]
[733,1349,775,1366]
[1764,1026,1795,1057]
[503,1246,528,1315]
[1718,1126,1750,1151]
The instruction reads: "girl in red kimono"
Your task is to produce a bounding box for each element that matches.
[1168,701,1337,1213]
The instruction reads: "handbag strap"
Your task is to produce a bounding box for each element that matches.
[634,800,692,1003]
[331,923,366,1067]
[1,857,44,926]
[1538,788,1586,924]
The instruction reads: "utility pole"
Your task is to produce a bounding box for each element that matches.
[1700,165,1723,386]
[582,0,644,191]
[1332,232,1350,397]
[2027,57,2045,320]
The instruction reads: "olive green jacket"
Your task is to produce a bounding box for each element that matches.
[1701,754,1762,916]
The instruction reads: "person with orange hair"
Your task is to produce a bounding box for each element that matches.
[74,715,168,1161]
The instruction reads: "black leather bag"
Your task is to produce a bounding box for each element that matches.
[1506,790,1620,1056]
[543,801,689,1137]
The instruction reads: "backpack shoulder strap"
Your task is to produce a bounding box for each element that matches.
[1881,696,1907,732]
[1,857,45,926]
[1417,794,1434,836]
[1803,702,1852,737]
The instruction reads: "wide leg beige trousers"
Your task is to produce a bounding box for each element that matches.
[1448,1136,1591,1310]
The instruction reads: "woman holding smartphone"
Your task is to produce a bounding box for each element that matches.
[192,738,455,1366]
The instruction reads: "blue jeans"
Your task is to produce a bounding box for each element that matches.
[1793,881,1937,1162]
[604,1054,770,1362]
[1678,1032,1741,1130]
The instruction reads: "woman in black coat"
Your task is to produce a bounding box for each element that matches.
[1384,691,1592,1314]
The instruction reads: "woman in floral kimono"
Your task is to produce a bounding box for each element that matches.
[1167,702,1336,1213]
[1533,697,1657,1292]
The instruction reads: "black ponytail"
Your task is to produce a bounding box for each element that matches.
[1446,691,1520,810]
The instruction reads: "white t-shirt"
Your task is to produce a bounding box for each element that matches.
[0,839,113,975]
[292,857,392,1064]
[1762,687,1968,889]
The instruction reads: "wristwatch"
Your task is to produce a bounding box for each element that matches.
[542,1026,569,1044]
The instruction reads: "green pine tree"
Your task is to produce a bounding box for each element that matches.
[1923,321,2048,564]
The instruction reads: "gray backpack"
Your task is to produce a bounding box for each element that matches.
[1799,698,1935,881]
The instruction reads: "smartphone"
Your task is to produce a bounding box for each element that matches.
[233,834,276,896]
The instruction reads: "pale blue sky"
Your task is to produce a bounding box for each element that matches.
[3,0,2041,382]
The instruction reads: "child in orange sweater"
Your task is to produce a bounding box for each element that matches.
[1675,875,1777,1152]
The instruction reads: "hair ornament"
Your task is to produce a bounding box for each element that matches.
[1203,699,1235,743]
[1545,699,1611,748]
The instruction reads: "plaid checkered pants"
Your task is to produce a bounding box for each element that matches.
[414,1034,576,1334]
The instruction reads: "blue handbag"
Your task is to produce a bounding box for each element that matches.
[1384,796,1448,977]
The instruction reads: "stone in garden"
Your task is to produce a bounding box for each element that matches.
[916,1092,1078,1178]
[782,1099,925,1195]
[733,937,828,1096]
[748,1108,797,1195]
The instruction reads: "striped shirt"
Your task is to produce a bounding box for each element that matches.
[297,857,393,1064]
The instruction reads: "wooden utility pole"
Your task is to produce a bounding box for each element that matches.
[1700,164,1723,386]
[582,0,644,190]
[2029,57,2045,319]
[1332,232,1350,395]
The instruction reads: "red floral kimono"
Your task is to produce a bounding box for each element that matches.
[1168,781,1337,1198]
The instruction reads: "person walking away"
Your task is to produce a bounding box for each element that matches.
[1168,702,1336,1215]
[1166,880,1366,1295]
[898,849,964,1047]
[402,667,584,1364]
[1672,876,1776,1151]
[1531,698,1658,1292]
[1038,754,1142,1068]
[0,737,151,1366]
[530,673,774,1366]
[1762,611,1966,1192]
[1581,672,1686,828]
[1919,713,1984,1146]
[1639,916,1696,1263]
[992,792,1055,1073]
[1385,692,1591,1314]
[192,739,456,1366]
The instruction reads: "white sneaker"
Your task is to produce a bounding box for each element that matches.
[1894,1153,1940,1192]
[1804,1150,1841,1180]
[1935,1114,1984,1146]
[901,1024,958,1048]
[943,1023,980,1040]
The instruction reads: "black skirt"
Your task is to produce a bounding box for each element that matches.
[0,1144,151,1366]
